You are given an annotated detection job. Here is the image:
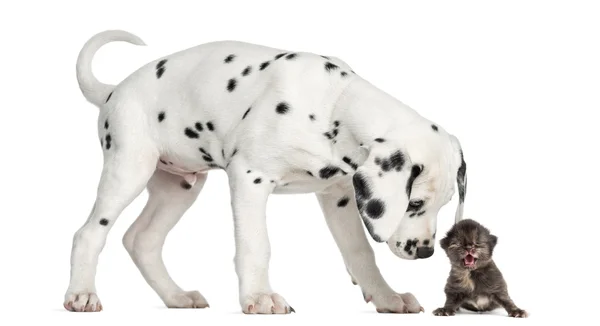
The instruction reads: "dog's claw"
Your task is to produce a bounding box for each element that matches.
[289,306,295,313]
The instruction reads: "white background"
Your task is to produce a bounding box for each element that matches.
[1,1,598,325]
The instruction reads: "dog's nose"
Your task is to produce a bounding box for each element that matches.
[416,246,434,259]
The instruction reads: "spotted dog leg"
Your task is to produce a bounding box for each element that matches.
[316,183,424,314]
[122,169,209,309]
[226,158,294,314]
[64,132,158,312]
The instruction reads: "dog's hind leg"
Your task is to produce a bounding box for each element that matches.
[64,107,159,312]
[123,169,209,308]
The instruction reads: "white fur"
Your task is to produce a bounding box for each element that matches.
[64,30,467,314]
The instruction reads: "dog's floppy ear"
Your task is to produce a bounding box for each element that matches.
[450,135,467,224]
[351,142,421,243]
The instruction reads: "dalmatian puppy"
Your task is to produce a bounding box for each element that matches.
[64,30,468,314]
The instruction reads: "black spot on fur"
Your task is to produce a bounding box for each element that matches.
[374,138,385,143]
[254,178,262,184]
[99,218,109,226]
[242,107,251,120]
[184,128,199,139]
[457,150,467,203]
[319,166,341,179]
[324,132,334,139]
[342,156,358,170]
[431,124,438,132]
[306,170,314,177]
[156,67,165,78]
[325,62,339,72]
[202,155,213,162]
[352,172,372,200]
[332,129,339,136]
[105,92,113,103]
[105,134,112,150]
[247,170,251,173]
[227,78,237,92]
[333,120,340,127]
[417,211,426,216]
[396,241,401,248]
[160,159,168,165]
[285,53,297,60]
[104,119,109,129]
[389,151,405,172]
[156,59,167,69]
[209,163,222,169]
[206,122,214,131]
[195,122,203,132]
[274,53,287,60]
[340,71,348,77]
[406,164,423,197]
[158,112,165,122]
[320,55,330,60]
[231,148,238,157]
[276,102,290,114]
[180,181,192,190]
[224,54,236,63]
[309,114,316,121]
[222,149,225,158]
[423,239,430,246]
[242,66,252,76]
[365,199,385,219]
[337,196,350,207]
[404,239,418,254]
[259,61,271,70]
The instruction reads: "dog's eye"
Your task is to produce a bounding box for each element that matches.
[408,199,424,208]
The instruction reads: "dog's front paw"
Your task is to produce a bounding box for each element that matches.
[371,292,424,314]
[165,290,209,309]
[242,292,294,314]
[509,308,528,318]
[64,292,102,312]
[433,307,455,316]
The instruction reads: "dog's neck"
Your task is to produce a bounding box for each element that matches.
[334,77,427,148]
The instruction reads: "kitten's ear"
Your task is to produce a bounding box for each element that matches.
[440,236,450,250]
[489,234,498,252]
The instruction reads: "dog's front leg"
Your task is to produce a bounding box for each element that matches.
[227,160,294,314]
[316,186,424,313]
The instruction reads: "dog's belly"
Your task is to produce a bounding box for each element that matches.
[272,177,347,194]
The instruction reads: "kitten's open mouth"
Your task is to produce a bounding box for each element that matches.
[463,254,477,267]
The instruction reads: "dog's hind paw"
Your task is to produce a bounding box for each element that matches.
[64,292,102,312]
[165,290,209,309]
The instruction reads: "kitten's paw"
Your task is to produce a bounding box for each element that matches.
[509,308,528,318]
[433,307,455,316]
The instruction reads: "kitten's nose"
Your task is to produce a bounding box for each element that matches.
[416,246,434,259]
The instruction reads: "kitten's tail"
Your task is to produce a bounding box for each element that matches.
[76,30,146,107]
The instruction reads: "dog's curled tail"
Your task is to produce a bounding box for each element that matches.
[76,30,146,107]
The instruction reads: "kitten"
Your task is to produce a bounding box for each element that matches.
[433,218,528,318]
